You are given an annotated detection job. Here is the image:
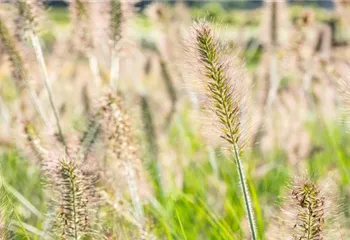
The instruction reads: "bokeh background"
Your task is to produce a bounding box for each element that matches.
[0,1,350,239]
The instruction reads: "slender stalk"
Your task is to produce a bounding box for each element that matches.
[110,48,120,91]
[124,163,144,223]
[68,166,79,240]
[233,144,257,240]
[27,86,50,129]
[140,95,164,200]
[0,94,10,126]
[29,31,65,146]
[87,53,102,90]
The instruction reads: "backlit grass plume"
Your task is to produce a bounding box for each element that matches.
[14,0,43,40]
[107,0,139,48]
[90,92,150,229]
[185,21,257,239]
[42,155,99,239]
[0,17,27,90]
[106,0,138,91]
[291,179,325,240]
[69,0,94,53]
[186,21,248,153]
[271,177,342,240]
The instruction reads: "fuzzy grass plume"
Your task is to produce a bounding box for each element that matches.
[42,154,99,239]
[291,179,325,240]
[185,20,257,239]
[24,123,100,238]
[14,0,43,40]
[186,21,248,153]
[69,0,94,53]
[272,177,343,240]
[0,17,27,89]
[107,0,138,48]
[107,0,137,91]
[94,92,150,223]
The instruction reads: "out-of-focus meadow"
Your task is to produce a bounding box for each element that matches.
[0,1,350,239]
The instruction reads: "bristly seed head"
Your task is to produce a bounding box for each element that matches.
[14,0,43,38]
[291,179,325,240]
[69,0,95,53]
[43,154,99,239]
[107,0,138,49]
[92,92,150,199]
[186,20,248,154]
[0,18,27,90]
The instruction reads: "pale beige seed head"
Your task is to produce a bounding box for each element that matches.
[184,20,250,153]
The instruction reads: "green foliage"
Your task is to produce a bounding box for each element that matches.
[48,7,69,25]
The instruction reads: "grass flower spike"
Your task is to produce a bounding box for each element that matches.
[291,179,325,240]
[272,177,343,240]
[186,21,257,239]
[43,155,98,239]
[0,18,26,89]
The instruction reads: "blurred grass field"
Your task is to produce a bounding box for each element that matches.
[1,1,350,239]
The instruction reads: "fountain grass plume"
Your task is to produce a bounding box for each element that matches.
[108,0,138,46]
[96,92,150,226]
[291,178,325,240]
[107,0,138,91]
[15,0,44,41]
[69,0,94,53]
[268,175,345,240]
[0,18,27,90]
[185,20,257,239]
[42,154,99,239]
[186,21,249,153]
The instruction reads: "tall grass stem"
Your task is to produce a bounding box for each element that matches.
[233,144,258,240]
[29,31,65,147]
